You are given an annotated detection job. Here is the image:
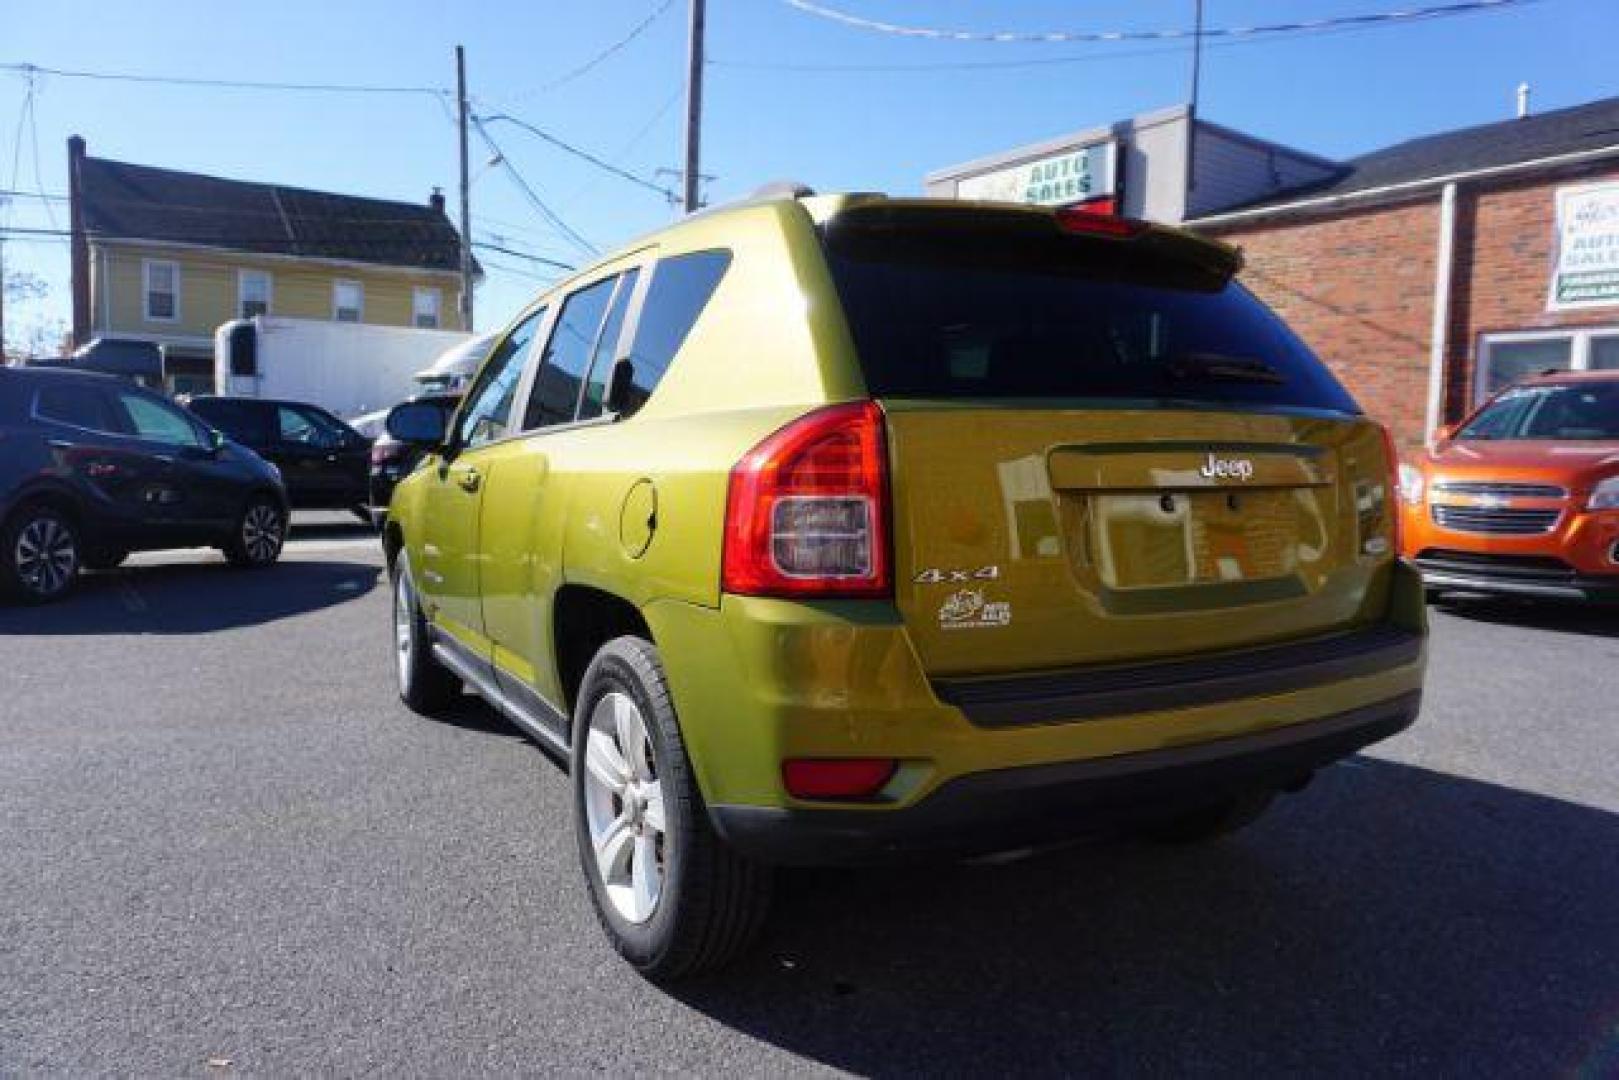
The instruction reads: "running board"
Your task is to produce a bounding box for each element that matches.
[430,639,571,760]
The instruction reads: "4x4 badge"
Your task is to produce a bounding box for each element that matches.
[914,565,1000,585]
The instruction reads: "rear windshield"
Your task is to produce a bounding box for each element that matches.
[1458,381,1619,440]
[822,218,1359,413]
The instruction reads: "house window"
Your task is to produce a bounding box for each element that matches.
[239,270,271,318]
[1477,328,1619,402]
[143,260,179,322]
[333,280,364,322]
[413,287,442,329]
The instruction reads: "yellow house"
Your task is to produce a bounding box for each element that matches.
[68,136,476,393]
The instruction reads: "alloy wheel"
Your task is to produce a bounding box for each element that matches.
[14,515,78,598]
[241,503,284,564]
[394,572,415,694]
[582,691,668,925]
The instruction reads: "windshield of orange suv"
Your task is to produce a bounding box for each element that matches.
[1456,381,1619,441]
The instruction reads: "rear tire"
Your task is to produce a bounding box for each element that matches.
[391,552,462,714]
[223,496,286,568]
[572,636,772,982]
[2,503,81,604]
[1138,790,1276,844]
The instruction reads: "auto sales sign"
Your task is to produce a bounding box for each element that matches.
[1550,181,1619,309]
[956,142,1117,208]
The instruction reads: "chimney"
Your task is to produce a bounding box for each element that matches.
[68,135,90,348]
[429,186,446,215]
[1516,82,1531,119]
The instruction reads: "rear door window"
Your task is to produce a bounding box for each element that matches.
[523,276,618,430]
[622,250,731,415]
[192,399,274,445]
[576,269,640,422]
[33,383,120,433]
[822,215,1358,413]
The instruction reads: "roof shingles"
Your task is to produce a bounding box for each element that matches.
[1203,95,1619,219]
[80,156,468,272]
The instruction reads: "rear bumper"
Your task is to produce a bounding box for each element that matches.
[710,691,1421,866]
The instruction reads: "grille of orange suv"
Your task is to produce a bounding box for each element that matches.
[1431,480,1567,499]
[1431,505,1561,535]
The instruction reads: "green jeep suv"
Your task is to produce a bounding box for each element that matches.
[381,191,1426,980]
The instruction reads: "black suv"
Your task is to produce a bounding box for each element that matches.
[0,367,288,603]
[185,396,372,519]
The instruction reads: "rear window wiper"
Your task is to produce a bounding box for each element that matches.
[1162,352,1287,385]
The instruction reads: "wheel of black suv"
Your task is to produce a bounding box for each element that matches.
[572,636,772,982]
[2,503,81,604]
[391,551,461,714]
[223,496,286,568]
[1138,790,1276,844]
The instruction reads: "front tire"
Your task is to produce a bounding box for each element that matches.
[391,552,461,714]
[223,496,286,568]
[2,504,81,603]
[572,636,772,981]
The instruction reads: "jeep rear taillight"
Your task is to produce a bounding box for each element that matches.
[722,401,891,599]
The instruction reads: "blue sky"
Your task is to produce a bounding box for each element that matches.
[3,0,1616,350]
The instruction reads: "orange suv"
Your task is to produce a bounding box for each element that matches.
[1399,370,1619,600]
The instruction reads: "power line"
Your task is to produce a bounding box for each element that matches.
[474,112,680,203]
[0,61,447,97]
[471,240,576,273]
[538,0,675,95]
[777,0,1536,44]
[713,12,1445,73]
[560,84,685,210]
[470,119,599,257]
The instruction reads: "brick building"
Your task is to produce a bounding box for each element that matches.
[929,96,1619,451]
[1193,97,1619,451]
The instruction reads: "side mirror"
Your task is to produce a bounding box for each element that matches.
[605,359,636,416]
[209,428,227,451]
[387,400,449,448]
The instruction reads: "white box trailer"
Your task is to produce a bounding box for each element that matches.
[214,316,472,420]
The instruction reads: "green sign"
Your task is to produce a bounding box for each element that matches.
[1550,182,1619,310]
[956,143,1116,207]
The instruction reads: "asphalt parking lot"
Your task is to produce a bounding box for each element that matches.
[2,518,1616,1077]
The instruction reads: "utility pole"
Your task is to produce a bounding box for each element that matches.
[1184,0,1205,202]
[682,0,706,214]
[456,45,475,330]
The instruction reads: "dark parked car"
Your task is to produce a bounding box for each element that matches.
[370,393,461,522]
[184,396,372,520]
[0,367,288,603]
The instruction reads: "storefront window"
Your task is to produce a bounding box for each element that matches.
[1590,336,1619,370]
[1476,328,1619,402]
[1481,338,1572,396]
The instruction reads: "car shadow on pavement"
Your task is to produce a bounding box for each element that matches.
[675,759,1619,1077]
[1432,595,1619,638]
[0,559,379,635]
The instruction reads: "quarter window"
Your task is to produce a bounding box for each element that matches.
[413,287,442,329]
[144,260,179,321]
[456,308,546,448]
[623,250,732,415]
[333,281,364,323]
[523,275,618,430]
[239,270,271,318]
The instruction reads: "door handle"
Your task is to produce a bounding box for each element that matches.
[47,438,74,450]
[456,467,482,492]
